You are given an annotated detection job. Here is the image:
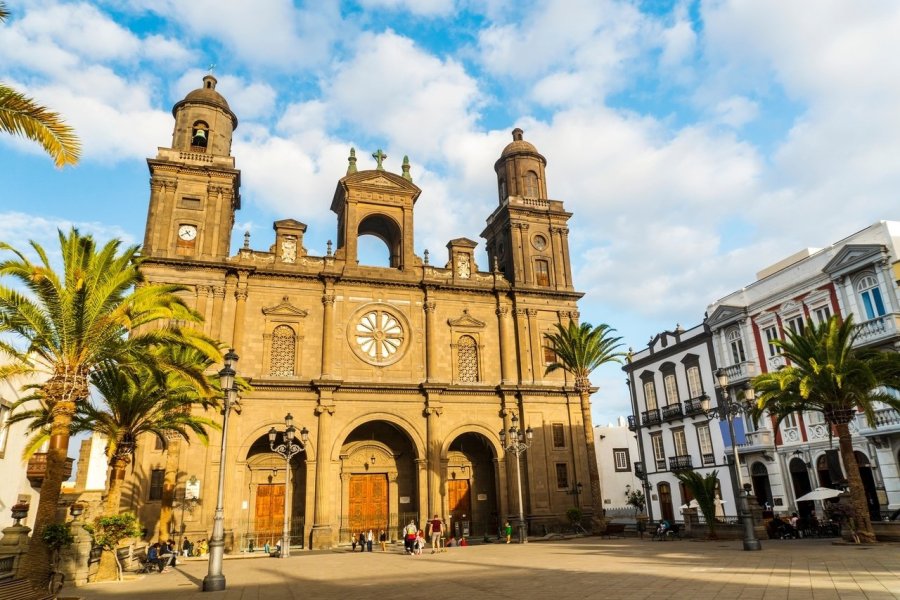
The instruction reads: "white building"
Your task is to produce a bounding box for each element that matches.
[0,371,47,529]
[706,220,900,519]
[595,417,642,513]
[623,323,739,523]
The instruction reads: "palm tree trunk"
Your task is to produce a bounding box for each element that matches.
[105,455,129,515]
[158,437,181,541]
[20,400,75,584]
[578,386,605,532]
[835,422,876,543]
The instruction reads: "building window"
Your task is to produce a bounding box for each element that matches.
[149,469,165,501]
[535,260,551,286]
[696,423,714,465]
[551,423,565,448]
[786,315,805,335]
[154,436,164,451]
[763,325,779,357]
[672,428,688,456]
[813,305,832,325]
[857,275,886,320]
[613,448,630,472]
[0,402,10,455]
[686,366,702,398]
[663,374,679,405]
[269,324,296,376]
[727,328,746,363]
[643,380,658,411]
[457,335,479,382]
[543,345,557,365]
[651,432,666,470]
[524,171,539,198]
[555,463,569,489]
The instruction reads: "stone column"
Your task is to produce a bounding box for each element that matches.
[221,275,237,346]
[556,227,573,290]
[513,308,533,383]
[232,276,249,357]
[310,403,335,548]
[425,405,443,518]
[209,285,226,341]
[496,304,516,384]
[416,459,428,523]
[388,472,400,540]
[152,177,177,256]
[424,292,437,381]
[512,223,530,284]
[321,290,336,378]
[195,285,210,332]
[526,309,542,383]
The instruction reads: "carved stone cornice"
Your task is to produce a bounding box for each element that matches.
[447,309,485,329]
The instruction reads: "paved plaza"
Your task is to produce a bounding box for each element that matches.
[63,537,900,600]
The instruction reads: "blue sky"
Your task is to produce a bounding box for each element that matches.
[2,0,900,426]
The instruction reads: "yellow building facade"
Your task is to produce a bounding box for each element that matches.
[126,76,593,550]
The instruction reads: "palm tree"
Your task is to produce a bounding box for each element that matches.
[674,469,720,539]
[0,229,220,583]
[751,315,900,543]
[0,3,81,167]
[545,320,625,530]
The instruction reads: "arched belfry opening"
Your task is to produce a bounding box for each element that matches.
[357,213,402,268]
[245,433,308,551]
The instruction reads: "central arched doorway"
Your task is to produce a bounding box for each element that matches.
[245,434,308,552]
[751,462,772,510]
[338,420,419,543]
[445,432,498,539]
[789,457,814,518]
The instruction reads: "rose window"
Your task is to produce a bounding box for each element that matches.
[355,309,404,364]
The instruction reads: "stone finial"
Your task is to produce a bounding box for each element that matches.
[512,128,524,141]
[423,249,429,265]
[493,256,500,273]
[243,230,250,249]
[347,147,358,175]
[372,148,387,171]
[401,155,412,182]
[326,240,333,256]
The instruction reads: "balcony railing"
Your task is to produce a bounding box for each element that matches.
[669,455,693,471]
[736,429,775,453]
[627,415,636,431]
[853,313,899,346]
[661,403,684,422]
[684,397,705,417]
[26,453,75,488]
[634,461,645,479]
[723,361,756,384]
[641,409,661,427]
[855,407,900,435]
[701,453,716,466]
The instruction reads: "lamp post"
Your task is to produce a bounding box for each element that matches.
[203,349,240,592]
[499,413,533,544]
[700,368,762,551]
[268,413,309,558]
[568,482,584,508]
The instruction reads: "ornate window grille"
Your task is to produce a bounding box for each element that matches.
[269,324,296,376]
[457,335,479,382]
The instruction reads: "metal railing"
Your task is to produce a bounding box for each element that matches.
[627,415,636,431]
[634,461,645,479]
[337,512,420,546]
[641,409,661,426]
[661,404,684,422]
[684,397,705,417]
[240,519,305,553]
[669,455,693,471]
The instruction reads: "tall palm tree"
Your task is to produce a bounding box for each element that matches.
[544,320,625,530]
[751,315,900,543]
[0,229,220,583]
[0,3,81,167]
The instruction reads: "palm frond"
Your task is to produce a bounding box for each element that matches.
[0,85,81,167]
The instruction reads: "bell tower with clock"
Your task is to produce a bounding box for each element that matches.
[142,75,241,260]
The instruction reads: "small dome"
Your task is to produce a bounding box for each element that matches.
[172,75,238,128]
[499,128,544,162]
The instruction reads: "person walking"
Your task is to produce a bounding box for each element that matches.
[379,529,387,552]
[182,537,192,557]
[404,520,418,554]
[351,532,357,552]
[429,514,443,553]
[358,531,366,552]
[366,529,374,552]
[504,521,512,544]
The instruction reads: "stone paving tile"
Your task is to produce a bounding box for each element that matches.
[59,538,900,600]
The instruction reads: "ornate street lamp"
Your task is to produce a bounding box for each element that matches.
[699,368,762,551]
[268,413,309,558]
[568,482,584,508]
[203,349,241,592]
[499,413,533,544]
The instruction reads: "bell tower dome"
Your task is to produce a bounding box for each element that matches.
[482,129,574,290]
[142,75,241,260]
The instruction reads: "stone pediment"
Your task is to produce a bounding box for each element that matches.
[707,304,746,328]
[447,309,486,329]
[274,218,307,231]
[360,175,401,188]
[822,244,887,278]
[447,237,478,249]
[262,296,308,318]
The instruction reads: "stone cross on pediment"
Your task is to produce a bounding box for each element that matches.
[372,148,387,171]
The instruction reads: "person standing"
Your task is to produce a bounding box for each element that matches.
[182,537,192,557]
[358,531,366,552]
[379,529,387,552]
[404,520,417,554]
[366,529,374,552]
[351,533,357,552]
[429,514,443,554]
[504,521,512,544]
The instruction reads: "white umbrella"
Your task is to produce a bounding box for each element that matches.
[795,487,843,502]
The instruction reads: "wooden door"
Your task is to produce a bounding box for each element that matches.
[255,484,284,544]
[448,479,471,537]
[658,482,674,522]
[348,474,388,536]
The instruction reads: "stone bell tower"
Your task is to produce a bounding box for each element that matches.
[142,75,241,260]
[482,129,574,290]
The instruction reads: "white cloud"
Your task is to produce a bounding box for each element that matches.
[0,211,135,256]
[711,96,758,128]
[358,0,456,17]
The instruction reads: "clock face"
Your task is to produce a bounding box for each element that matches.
[532,234,548,251]
[178,225,197,241]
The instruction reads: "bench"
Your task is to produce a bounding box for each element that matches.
[0,577,54,600]
[602,523,626,538]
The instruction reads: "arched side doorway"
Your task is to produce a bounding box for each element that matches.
[445,432,499,539]
[751,462,773,511]
[789,457,814,518]
[658,483,674,522]
[338,420,419,543]
[245,434,308,551]
[854,451,881,521]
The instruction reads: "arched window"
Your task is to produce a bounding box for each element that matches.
[499,179,507,202]
[457,335,479,382]
[269,325,296,376]
[191,121,209,150]
[524,171,539,198]
[726,328,746,363]
[535,259,551,286]
[856,274,886,319]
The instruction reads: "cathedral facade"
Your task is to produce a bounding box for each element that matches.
[126,76,592,550]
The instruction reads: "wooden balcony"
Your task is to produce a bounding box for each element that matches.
[26,453,75,488]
